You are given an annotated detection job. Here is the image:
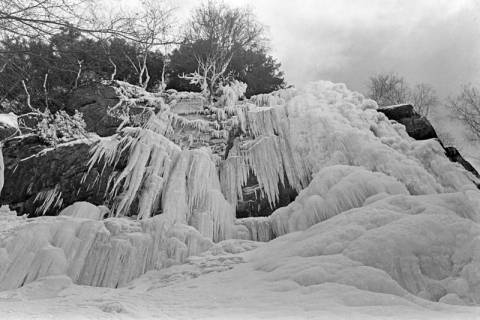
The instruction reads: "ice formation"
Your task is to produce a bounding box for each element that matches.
[162,148,234,242]
[249,190,480,306]
[220,81,476,215]
[59,202,107,220]
[3,79,480,316]
[219,103,310,209]
[0,211,213,290]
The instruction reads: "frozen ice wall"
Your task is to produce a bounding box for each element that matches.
[235,81,479,240]
[2,80,480,300]
[0,208,213,290]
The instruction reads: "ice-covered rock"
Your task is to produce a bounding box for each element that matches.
[0,113,18,140]
[59,202,106,220]
[0,135,106,216]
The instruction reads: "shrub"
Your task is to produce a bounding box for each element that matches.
[37,110,87,145]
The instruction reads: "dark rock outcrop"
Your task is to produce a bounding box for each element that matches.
[379,103,480,180]
[444,146,480,178]
[236,173,298,219]
[66,82,122,137]
[0,134,108,216]
[378,104,437,140]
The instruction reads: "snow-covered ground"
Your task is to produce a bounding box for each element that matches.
[0,238,478,320]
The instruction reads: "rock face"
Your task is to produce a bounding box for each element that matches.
[379,103,480,180]
[0,134,107,216]
[377,104,437,140]
[444,146,480,178]
[66,82,122,137]
[236,174,298,219]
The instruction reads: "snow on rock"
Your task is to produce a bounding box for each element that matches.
[59,202,106,220]
[0,113,18,140]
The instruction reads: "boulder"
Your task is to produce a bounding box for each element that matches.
[0,134,109,216]
[444,146,480,178]
[236,173,298,219]
[59,202,107,220]
[378,104,437,140]
[379,103,480,181]
[66,82,122,137]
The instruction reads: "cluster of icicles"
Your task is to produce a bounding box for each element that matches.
[94,81,480,244]
[88,87,312,227]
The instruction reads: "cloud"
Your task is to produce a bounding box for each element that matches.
[120,0,480,97]
[223,0,480,97]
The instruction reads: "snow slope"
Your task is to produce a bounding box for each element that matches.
[1,81,480,319]
[0,238,479,319]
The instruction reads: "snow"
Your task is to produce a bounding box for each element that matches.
[0,235,479,319]
[59,202,106,220]
[2,80,480,318]
[0,112,18,134]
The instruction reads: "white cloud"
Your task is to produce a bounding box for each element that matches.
[117,0,480,97]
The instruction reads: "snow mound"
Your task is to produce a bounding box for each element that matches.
[249,190,480,305]
[59,202,106,220]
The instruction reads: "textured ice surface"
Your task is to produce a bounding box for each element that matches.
[0,214,213,290]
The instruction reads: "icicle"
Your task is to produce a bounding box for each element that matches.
[246,107,282,138]
[186,149,221,213]
[160,148,235,241]
[219,156,249,206]
[0,146,4,195]
[86,112,181,218]
[34,184,63,215]
[218,100,310,209]
[242,136,284,206]
[235,217,274,242]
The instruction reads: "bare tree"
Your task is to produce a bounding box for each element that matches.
[120,0,176,89]
[0,0,121,41]
[184,0,264,99]
[410,83,438,117]
[446,84,480,139]
[0,0,176,47]
[367,73,410,107]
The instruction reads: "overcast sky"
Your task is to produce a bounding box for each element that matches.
[123,0,480,97]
